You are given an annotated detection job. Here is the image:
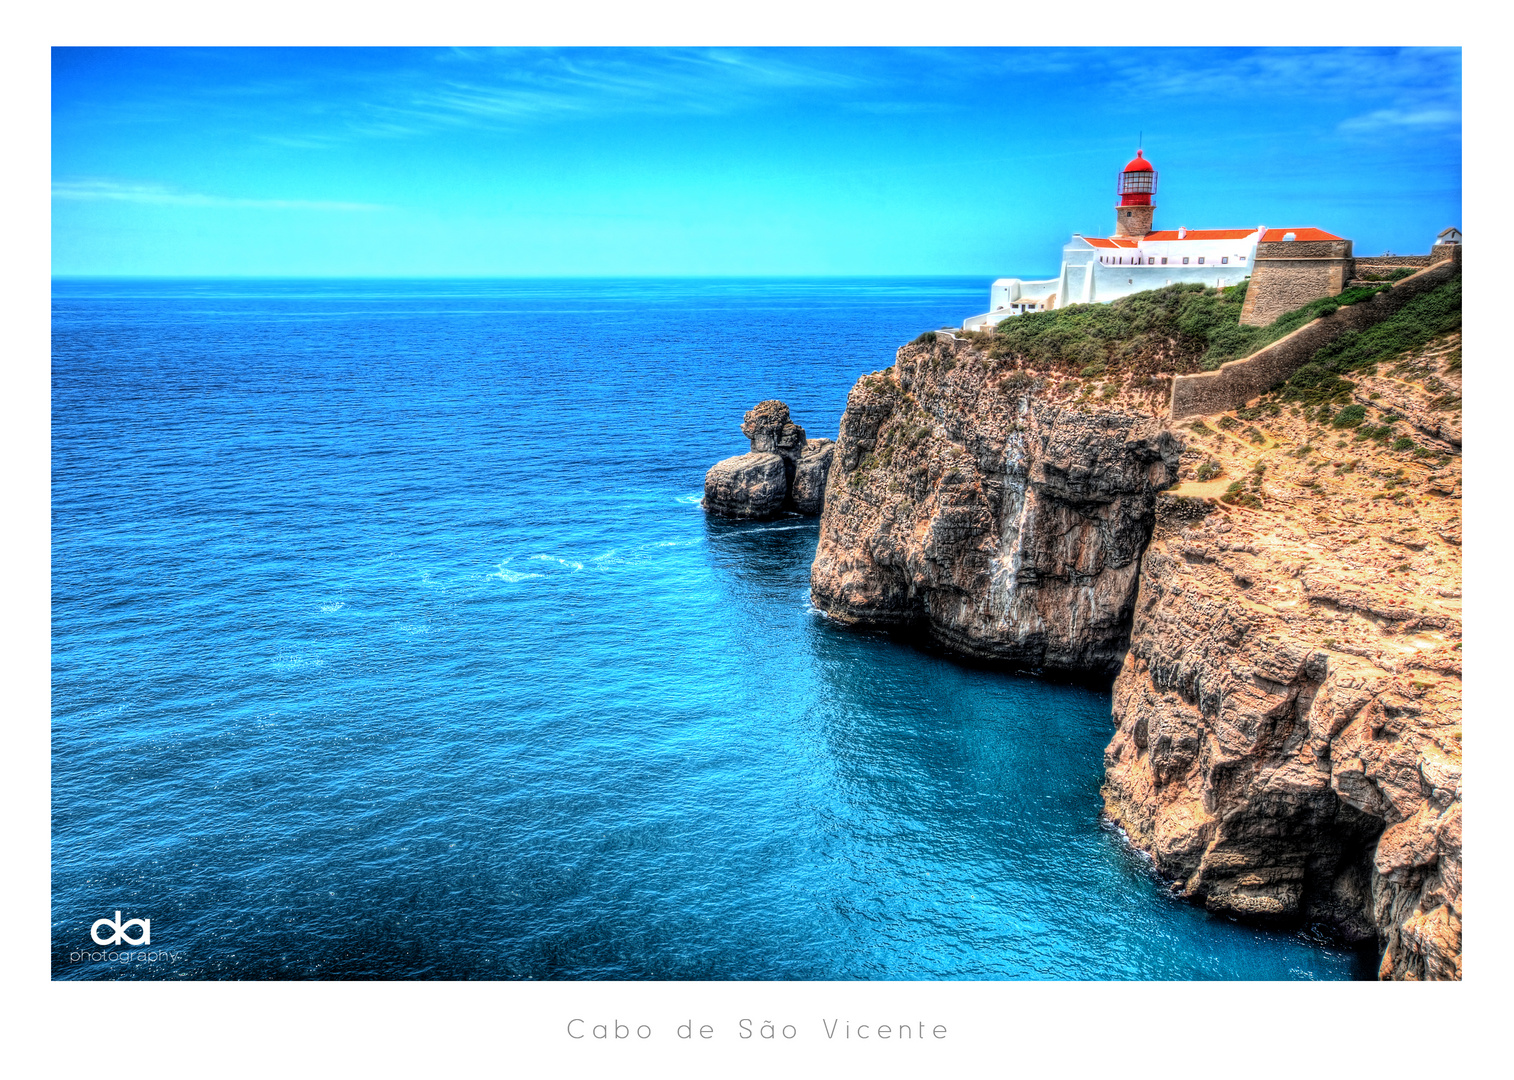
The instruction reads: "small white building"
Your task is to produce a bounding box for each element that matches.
[963,150,1345,331]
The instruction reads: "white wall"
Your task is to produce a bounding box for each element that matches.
[966,231,1258,329]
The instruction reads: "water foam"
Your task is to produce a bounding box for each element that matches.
[527,555,584,571]
[490,558,544,584]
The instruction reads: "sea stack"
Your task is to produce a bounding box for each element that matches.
[703,400,834,519]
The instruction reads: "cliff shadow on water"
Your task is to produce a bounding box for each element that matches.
[700,510,1374,978]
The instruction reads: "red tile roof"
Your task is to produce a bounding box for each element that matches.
[1143,229,1256,241]
[1086,227,1343,245]
[1258,227,1343,242]
[1082,227,1342,248]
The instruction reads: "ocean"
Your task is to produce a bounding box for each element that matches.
[51,277,1373,979]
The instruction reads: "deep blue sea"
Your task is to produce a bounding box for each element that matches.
[51,278,1372,980]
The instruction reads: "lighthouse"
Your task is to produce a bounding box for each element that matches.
[960,146,1353,331]
[1115,149,1157,238]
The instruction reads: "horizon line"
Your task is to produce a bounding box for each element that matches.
[51,272,1028,281]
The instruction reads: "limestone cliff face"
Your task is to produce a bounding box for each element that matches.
[1102,506,1462,977]
[810,337,1179,676]
[1102,332,1462,980]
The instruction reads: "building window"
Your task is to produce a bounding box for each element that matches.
[1182,257,1189,265]
[1221,256,1229,264]
[1161,257,1167,265]
[1198,256,1205,264]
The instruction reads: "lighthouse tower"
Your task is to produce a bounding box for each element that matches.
[1115,149,1157,238]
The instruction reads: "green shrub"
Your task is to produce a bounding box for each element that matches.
[1332,404,1368,428]
[1195,460,1223,481]
[1391,436,1417,452]
[1221,480,1262,509]
[911,331,938,346]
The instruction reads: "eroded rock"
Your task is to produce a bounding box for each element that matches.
[792,440,835,515]
[808,339,1179,676]
[703,452,788,518]
[704,400,832,519]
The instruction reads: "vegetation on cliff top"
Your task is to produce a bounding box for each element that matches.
[1276,274,1462,407]
[968,278,1392,377]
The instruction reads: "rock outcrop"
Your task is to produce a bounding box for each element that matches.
[792,441,836,515]
[704,400,834,519]
[1103,331,1462,979]
[703,452,789,518]
[809,337,1179,676]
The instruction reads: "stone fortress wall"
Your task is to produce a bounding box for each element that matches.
[1169,245,1460,420]
[1353,246,1457,281]
[1239,239,1355,326]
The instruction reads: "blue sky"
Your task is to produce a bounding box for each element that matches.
[51,47,1461,277]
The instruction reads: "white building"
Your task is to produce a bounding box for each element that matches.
[963,149,1345,331]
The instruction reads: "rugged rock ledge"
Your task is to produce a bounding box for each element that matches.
[704,400,834,519]
[809,328,1462,978]
[810,337,1179,676]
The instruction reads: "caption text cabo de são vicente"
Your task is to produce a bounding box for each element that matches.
[565,1018,949,1041]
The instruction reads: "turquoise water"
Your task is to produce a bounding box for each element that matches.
[51,278,1372,979]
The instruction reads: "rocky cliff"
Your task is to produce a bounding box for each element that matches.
[810,336,1179,676]
[1103,331,1462,980]
[810,328,1462,979]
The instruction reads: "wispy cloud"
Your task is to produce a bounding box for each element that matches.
[1338,108,1461,134]
[51,179,385,211]
[54,46,1463,159]
[349,48,878,136]
[1094,47,1459,105]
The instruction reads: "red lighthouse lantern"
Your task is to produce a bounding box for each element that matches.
[1114,149,1157,237]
